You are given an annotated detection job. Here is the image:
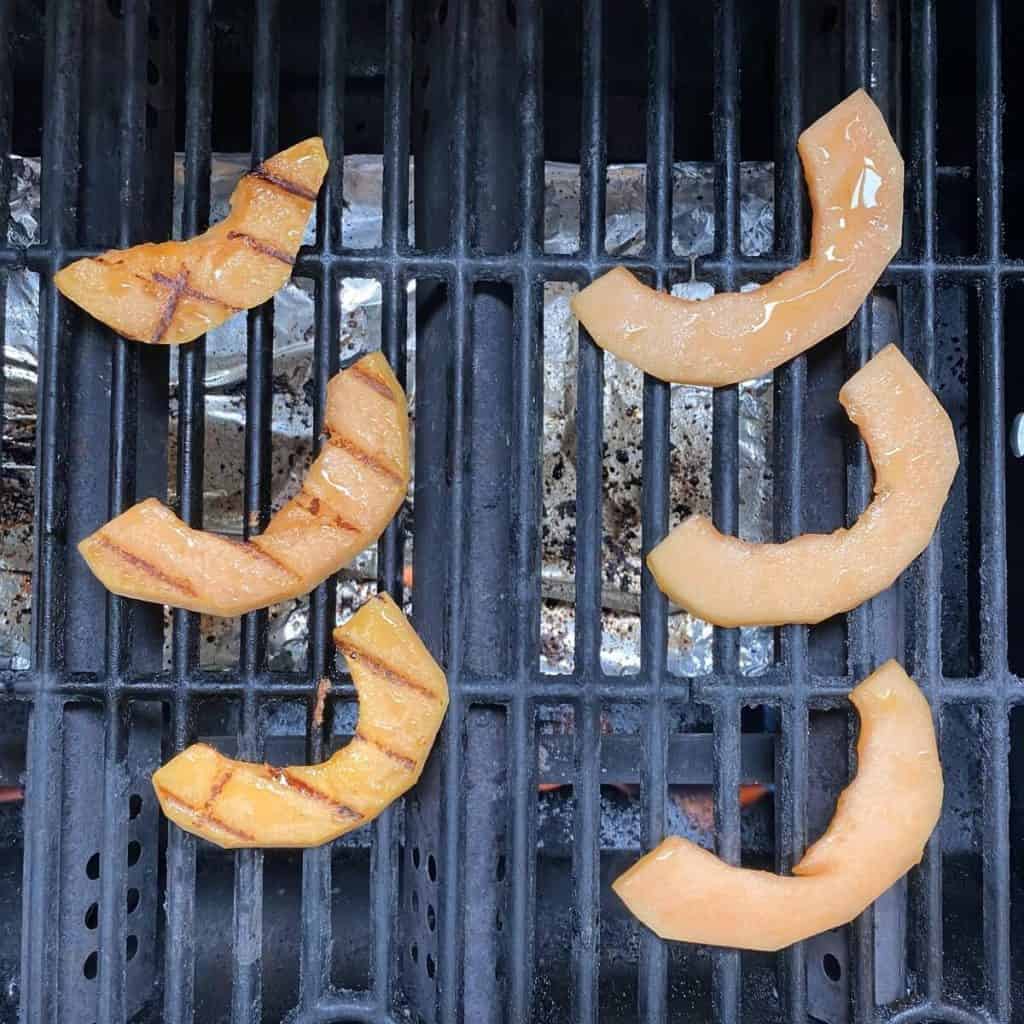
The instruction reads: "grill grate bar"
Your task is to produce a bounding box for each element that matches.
[572,2,609,1018]
[976,0,1008,675]
[33,0,81,679]
[983,703,1012,1022]
[507,0,544,1017]
[578,0,607,271]
[507,339,542,1019]
[315,0,348,259]
[368,802,398,1015]
[163,1,212,1018]
[709,0,742,643]
[229,2,282,1019]
[296,0,349,1012]
[508,276,542,1021]
[381,0,412,264]
[9,667,1024,705]
[842,10,873,680]
[638,1,673,1020]
[170,0,212,682]
[906,0,946,1005]
[771,1,809,1018]
[571,703,602,1024]
[368,0,413,1012]
[711,699,742,1024]
[378,0,411,590]
[20,1,83,1018]
[848,4,890,1017]
[976,4,1011,1018]
[437,4,473,1019]
[296,289,338,1015]
[710,1,742,1019]
[842,2,880,1018]
[16,241,1024,283]
[96,3,150,1016]
[437,211,469,1024]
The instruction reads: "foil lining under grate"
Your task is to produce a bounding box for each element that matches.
[1,155,775,677]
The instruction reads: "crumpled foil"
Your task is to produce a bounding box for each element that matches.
[1,156,774,677]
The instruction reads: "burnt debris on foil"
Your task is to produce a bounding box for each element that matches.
[1,156,774,691]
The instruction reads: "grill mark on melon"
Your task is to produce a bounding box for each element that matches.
[249,166,318,202]
[149,270,240,312]
[293,490,363,534]
[334,639,441,702]
[326,434,405,484]
[155,785,258,843]
[204,766,235,806]
[226,230,295,266]
[275,769,363,821]
[354,730,417,771]
[350,364,396,401]
[92,534,198,597]
[150,271,188,343]
[222,534,301,579]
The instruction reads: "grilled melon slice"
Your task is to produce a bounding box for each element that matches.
[613,661,942,951]
[648,345,958,627]
[54,138,328,345]
[78,353,408,616]
[153,593,448,849]
[571,91,902,385]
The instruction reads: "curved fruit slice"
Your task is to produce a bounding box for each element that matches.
[79,352,408,616]
[648,345,957,627]
[152,593,448,849]
[571,90,902,385]
[613,661,942,951]
[54,138,328,346]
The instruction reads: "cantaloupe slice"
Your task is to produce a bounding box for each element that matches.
[152,593,448,849]
[571,90,902,385]
[79,352,408,616]
[613,660,942,951]
[647,345,958,627]
[54,138,328,345]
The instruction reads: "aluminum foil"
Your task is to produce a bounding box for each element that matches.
[1,156,41,671]
[1,155,774,677]
[540,161,775,676]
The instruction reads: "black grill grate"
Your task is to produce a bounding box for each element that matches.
[0,0,1020,1021]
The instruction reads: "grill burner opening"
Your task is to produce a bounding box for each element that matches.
[1,1,1022,1022]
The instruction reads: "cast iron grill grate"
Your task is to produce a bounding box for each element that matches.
[0,0,1020,1022]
